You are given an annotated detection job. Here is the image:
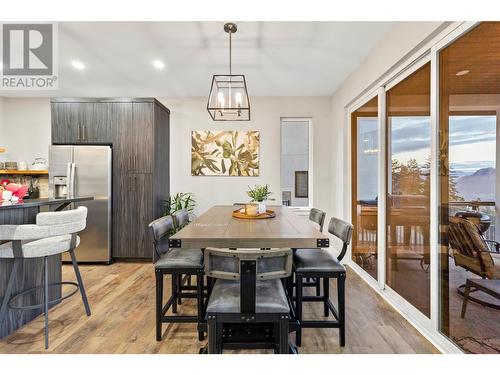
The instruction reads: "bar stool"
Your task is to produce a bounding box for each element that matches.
[293,217,353,347]
[0,206,91,349]
[149,214,205,342]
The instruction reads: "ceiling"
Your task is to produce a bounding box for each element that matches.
[0,21,395,98]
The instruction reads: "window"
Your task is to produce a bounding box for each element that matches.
[280,119,311,207]
[351,96,379,279]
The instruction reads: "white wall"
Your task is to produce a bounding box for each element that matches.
[330,21,446,219]
[0,96,333,216]
[0,98,51,165]
[157,96,332,216]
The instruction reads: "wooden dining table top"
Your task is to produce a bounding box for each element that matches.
[169,205,330,249]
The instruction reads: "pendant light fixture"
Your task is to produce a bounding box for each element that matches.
[207,22,250,121]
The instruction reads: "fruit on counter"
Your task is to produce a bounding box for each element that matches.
[1,179,10,186]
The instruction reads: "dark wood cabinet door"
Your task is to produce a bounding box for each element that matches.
[113,173,153,259]
[116,103,154,173]
[51,102,113,144]
[51,103,79,144]
[82,103,112,143]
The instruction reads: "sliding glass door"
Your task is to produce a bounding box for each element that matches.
[386,63,431,317]
[438,22,500,353]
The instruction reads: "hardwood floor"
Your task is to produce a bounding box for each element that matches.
[0,262,438,354]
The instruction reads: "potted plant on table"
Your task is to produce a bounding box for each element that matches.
[246,184,274,214]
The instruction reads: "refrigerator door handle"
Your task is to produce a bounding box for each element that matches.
[66,162,72,197]
[70,162,76,197]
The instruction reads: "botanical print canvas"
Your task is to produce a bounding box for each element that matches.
[191,130,260,176]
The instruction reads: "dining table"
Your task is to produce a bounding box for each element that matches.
[169,205,330,249]
[170,205,329,351]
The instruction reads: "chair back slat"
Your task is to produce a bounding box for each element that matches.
[205,248,292,281]
[309,208,326,232]
[148,215,175,260]
[328,217,353,262]
[172,209,190,229]
[0,207,88,241]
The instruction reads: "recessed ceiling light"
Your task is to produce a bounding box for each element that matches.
[71,60,86,70]
[456,69,470,76]
[152,60,165,70]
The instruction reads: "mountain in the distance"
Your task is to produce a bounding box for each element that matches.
[456,167,496,201]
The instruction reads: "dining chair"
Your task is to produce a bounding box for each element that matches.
[204,247,293,354]
[149,214,205,342]
[0,206,91,349]
[292,216,353,347]
[295,208,327,296]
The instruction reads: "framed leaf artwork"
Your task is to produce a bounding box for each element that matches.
[191,130,260,176]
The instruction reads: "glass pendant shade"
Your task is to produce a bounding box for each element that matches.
[207,74,250,121]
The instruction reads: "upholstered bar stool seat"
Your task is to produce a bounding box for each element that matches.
[294,249,345,274]
[207,279,289,314]
[0,235,81,258]
[155,248,203,270]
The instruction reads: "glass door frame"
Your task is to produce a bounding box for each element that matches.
[345,21,481,353]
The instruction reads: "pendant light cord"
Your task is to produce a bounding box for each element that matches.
[229,29,232,76]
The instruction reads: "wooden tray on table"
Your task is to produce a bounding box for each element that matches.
[232,208,276,219]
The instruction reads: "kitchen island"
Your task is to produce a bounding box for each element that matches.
[0,196,93,339]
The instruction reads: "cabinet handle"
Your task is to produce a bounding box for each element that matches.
[77,124,81,141]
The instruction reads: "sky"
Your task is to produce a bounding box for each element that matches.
[390,115,496,174]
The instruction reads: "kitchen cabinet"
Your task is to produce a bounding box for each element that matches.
[51,102,110,144]
[114,173,153,258]
[51,98,170,260]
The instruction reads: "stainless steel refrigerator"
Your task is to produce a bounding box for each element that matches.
[49,145,112,263]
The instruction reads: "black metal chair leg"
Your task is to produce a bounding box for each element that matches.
[68,249,91,316]
[315,277,321,296]
[207,315,217,354]
[338,273,346,347]
[177,274,183,305]
[156,271,163,341]
[0,258,20,324]
[296,275,303,347]
[279,315,289,354]
[197,273,205,341]
[172,275,178,314]
[44,256,49,350]
[323,277,330,317]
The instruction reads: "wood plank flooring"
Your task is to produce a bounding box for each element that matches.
[0,262,439,354]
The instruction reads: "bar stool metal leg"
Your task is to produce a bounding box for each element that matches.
[296,275,303,347]
[156,271,163,341]
[69,249,91,316]
[338,273,346,347]
[323,277,330,317]
[171,275,178,314]
[44,256,49,350]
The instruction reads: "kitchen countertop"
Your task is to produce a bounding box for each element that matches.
[0,196,94,210]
